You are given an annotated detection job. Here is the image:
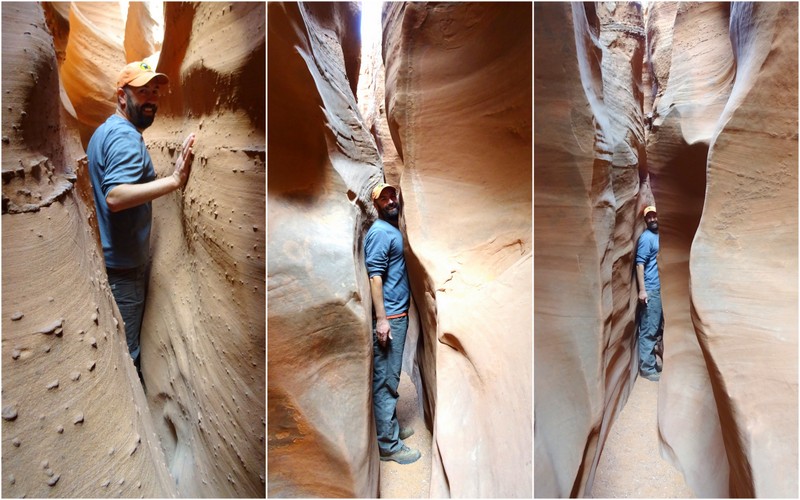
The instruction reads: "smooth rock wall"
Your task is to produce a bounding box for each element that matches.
[384,3,532,497]
[686,3,797,496]
[267,2,382,497]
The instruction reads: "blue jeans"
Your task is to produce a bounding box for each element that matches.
[373,315,408,455]
[107,266,147,366]
[638,288,663,375]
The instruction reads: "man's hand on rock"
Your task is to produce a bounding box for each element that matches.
[172,132,196,189]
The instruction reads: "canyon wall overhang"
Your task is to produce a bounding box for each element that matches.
[384,3,532,497]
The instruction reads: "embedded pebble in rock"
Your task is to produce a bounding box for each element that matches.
[44,467,54,477]
[11,311,23,321]
[87,360,96,371]
[46,380,59,390]
[91,312,98,324]
[73,413,84,425]
[11,349,21,360]
[37,318,63,335]
[43,345,51,353]
[56,425,64,434]
[9,474,15,485]
[41,460,49,469]
[3,406,18,421]
[102,479,110,488]
[89,337,97,348]
[47,474,60,486]
[70,372,80,381]
[12,437,21,447]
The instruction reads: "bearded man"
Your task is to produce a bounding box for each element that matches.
[364,182,421,464]
[88,61,195,385]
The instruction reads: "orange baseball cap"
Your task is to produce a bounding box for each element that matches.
[117,61,169,89]
[371,182,396,200]
[643,205,657,217]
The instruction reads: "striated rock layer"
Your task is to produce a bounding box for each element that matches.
[267,2,382,497]
[3,1,265,497]
[534,2,645,496]
[535,1,798,497]
[1,3,176,497]
[384,3,532,497]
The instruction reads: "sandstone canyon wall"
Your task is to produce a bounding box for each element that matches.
[382,3,532,497]
[535,2,797,497]
[267,2,382,497]
[3,2,265,497]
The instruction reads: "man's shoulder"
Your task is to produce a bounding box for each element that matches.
[92,115,138,142]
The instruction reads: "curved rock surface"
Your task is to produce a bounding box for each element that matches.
[535,2,797,497]
[3,2,265,497]
[384,3,532,497]
[2,3,175,497]
[267,2,382,497]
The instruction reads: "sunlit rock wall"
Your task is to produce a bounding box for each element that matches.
[1,3,176,497]
[267,2,382,497]
[384,3,532,497]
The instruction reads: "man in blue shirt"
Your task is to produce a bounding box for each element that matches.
[364,182,420,464]
[88,61,195,385]
[636,205,662,382]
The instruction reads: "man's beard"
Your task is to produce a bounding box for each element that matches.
[648,221,658,233]
[381,204,400,223]
[125,92,157,130]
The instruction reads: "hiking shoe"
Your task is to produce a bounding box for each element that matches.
[399,426,414,440]
[380,445,421,465]
[641,371,660,382]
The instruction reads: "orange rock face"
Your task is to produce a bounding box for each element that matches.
[2,2,264,497]
[535,2,797,497]
[383,3,532,497]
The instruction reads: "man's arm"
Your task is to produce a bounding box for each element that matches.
[369,275,392,348]
[636,263,648,304]
[106,133,195,212]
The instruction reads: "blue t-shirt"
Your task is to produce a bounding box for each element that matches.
[87,114,156,269]
[636,229,660,291]
[365,219,410,316]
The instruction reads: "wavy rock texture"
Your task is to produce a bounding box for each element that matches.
[644,3,733,496]
[679,3,797,497]
[534,2,645,496]
[1,3,176,497]
[384,3,532,497]
[141,2,266,497]
[535,2,798,497]
[4,2,265,497]
[267,2,382,497]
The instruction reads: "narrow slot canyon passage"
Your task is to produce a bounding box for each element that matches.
[268,2,532,497]
[535,2,798,497]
